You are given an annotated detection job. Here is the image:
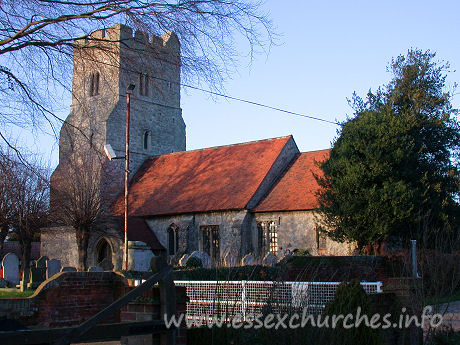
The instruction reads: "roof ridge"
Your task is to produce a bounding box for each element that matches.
[146,135,293,160]
[300,148,331,154]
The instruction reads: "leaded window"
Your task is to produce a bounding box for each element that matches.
[257,221,278,255]
[201,225,220,262]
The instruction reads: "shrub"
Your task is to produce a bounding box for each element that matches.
[321,280,384,345]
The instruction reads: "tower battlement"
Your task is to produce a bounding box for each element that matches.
[78,24,180,57]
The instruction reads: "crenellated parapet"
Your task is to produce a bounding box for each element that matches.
[77,24,180,62]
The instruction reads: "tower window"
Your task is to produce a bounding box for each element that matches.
[143,130,151,150]
[89,72,100,96]
[139,73,149,96]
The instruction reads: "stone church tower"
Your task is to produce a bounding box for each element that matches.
[60,23,185,175]
[42,24,186,270]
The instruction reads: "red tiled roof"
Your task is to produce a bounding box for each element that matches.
[253,149,330,212]
[112,136,293,217]
[115,217,165,251]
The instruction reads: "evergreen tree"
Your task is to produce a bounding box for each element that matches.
[317,49,460,252]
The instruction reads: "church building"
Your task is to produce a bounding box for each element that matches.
[41,24,352,271]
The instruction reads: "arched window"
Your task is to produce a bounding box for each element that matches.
[89,72,100,96]
[167,224,179,255]
[143,130,151,150]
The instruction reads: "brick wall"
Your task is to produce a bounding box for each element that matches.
[0,271,187,344]
[119,285,187,345]
[0,271,127,328]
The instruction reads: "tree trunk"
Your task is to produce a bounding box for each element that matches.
[372,239,386,256]
[0,224,8,255]
[20,238,32,284]
[76,225,89,271]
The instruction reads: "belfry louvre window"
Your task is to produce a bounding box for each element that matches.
[89,72,100,96]
[257,221,278,255]
[143,130,151,150]
[139,73,149,96]
[201,225,220,261]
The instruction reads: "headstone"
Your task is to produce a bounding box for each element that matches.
[262,253,278,267]
[60,266,77,272]
[2,253,20,285]
[35,256,49,268]
[223,251,238,267]
[199,252,211,269]
[27,255,49,289]
[46,259,61,279]
[178,253,190,267]
[184,251,202,268]
[128,241,155,271]
[0,278,8,288]
[99,258,114,271]
[88,266,103,272]
[150,255,167,273]
[187,251,211,269]
[241,253,257,266]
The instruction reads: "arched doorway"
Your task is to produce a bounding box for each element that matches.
[96,238,112,265]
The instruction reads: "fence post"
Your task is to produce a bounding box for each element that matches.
[241,280,246,321]
[411,240,419,278]
[152,256,176,345]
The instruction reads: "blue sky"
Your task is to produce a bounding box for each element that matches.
[183,0,460,153]
[19,0,460,166]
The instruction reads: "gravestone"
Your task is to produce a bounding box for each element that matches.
[36,256,49,268]
[241,253,257,266]
[187,251,211,269]
[27,256,48,289]
[178,253,190,267]
[88,266,103,272]
[0,278,8,288]
[60,266,77,272]
[150,255,167,273]
[199,252,211,269]
[2,253,19,285]
[99,258,114,271]
[184,251,202,268]
[223,251,238,267]
[262,253,278,267]
[128,240,155,271]
[46,259,61,279]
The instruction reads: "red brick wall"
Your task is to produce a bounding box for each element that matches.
[0,271,187,344]
[119,285,187,345]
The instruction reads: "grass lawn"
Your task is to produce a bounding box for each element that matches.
[0,289,34,298]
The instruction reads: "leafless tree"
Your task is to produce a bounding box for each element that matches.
[0,149,18,253]
[50,146,119,271]
[0,0,275,155]
[7,157,49,281]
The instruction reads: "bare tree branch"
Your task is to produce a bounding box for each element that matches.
[0,0,275,158]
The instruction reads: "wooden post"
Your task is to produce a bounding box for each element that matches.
[152,256,176,345]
